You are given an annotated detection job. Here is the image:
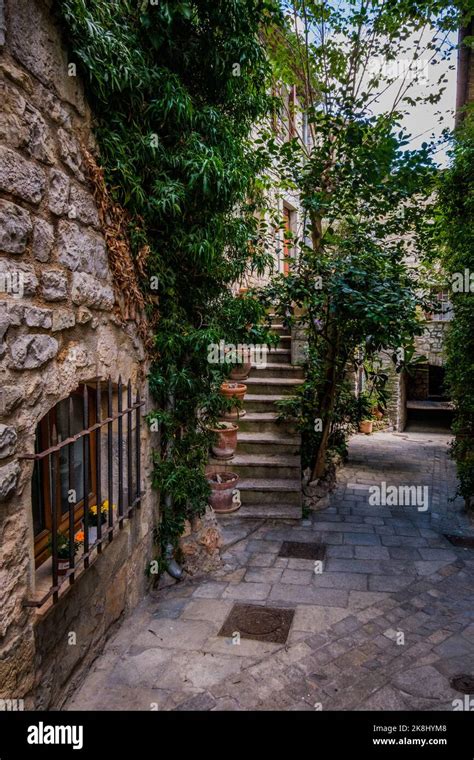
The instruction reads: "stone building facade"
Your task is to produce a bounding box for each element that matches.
[0,0,156,709]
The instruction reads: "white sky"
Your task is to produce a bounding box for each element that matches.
[366,29,458,167]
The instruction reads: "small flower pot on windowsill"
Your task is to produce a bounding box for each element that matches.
[208,472,241,514]
[209,421,238,460]
[57,558,70,576]
[359,420,373,435]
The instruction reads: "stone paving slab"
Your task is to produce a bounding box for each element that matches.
[67,430,474,712]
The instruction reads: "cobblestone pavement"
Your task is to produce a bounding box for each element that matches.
[67,430,474,711]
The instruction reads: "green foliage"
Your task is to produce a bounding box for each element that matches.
[48,533,80,560]
[57,0,277,554]
[438,111,474,508]
[262,0,458,478]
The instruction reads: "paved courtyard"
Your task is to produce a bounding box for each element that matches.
[67,429,474,711]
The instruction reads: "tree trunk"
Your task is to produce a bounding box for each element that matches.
[311,322,340,481]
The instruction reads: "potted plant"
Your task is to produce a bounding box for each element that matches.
[209,421,238,459]
[86,499,111,544]
[220,381,247,420]
[356,392,375,434]
[207,472,241,513]
[229,350,252,381]
[359,418,374,434]
[229,361,252,381]
[49,532,82,576]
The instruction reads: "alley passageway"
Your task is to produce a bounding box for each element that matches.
[67,429,474,711]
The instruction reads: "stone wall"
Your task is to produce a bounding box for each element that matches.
[384,365,402,432]
[0,0,156,708]
[414,321,448,367]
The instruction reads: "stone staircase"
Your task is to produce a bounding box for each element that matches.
[213,320,303,519]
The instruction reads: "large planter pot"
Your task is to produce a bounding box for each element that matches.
[229,362,252,381]
[208,472,241,514]
[210,422,238,460]
[220,382,247,421]
[359,420,373,435]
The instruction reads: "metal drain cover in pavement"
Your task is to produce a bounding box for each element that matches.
[444,534,474,548]
[450,674,474,694]
[218,603,294,644]
[278,541,326,560]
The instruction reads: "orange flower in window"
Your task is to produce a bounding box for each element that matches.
[75,530,85,543]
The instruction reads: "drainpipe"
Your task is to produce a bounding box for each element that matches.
[162,386,184,580]
[164,540,183,580]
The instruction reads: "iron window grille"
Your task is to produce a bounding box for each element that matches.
[21,377,143,609]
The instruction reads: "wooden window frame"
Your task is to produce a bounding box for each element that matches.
[282,206,295,275]
[33,386,97,569]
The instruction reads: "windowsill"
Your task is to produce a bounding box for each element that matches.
[32,542,103,618]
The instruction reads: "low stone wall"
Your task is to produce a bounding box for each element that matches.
[0,0,156,708]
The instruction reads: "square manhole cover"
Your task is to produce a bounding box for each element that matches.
[444,534,474,548]
[278,541,326,560]
[218,603,294,644]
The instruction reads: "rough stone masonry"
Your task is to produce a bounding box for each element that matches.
[0,0,156,708]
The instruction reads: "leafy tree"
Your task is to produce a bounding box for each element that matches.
[261,0,464,480]
[438,110,474,509]
[57,0,278,557]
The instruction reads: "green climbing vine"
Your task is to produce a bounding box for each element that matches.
[438,110,474,510]
[57,0,280,560]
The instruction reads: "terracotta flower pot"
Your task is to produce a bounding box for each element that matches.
[210,422,238,459]
[359,420,373,435]
[229,362,252,381]
[57,558,70,576]
[220,382,247,421]
[208,472,241,514]
[371,406,383,420]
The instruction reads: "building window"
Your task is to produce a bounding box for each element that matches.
[24,378,143,608]
[282,206,295,275]
[428,290,453,321]
[272,84,297,140]
[32,386,96,568]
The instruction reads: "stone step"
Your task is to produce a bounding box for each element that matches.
[250,363,304,379]
[238,478,302,505]
[236,431,300,456]
[269,323,291,336]
[210,453,300,479]
[276,335,292,350]
[236,412,298,435]
[208,315,303,521]
[244,394,288,413]
[267,348,292,363]
[236,503,303,519]
[245,376,302,396]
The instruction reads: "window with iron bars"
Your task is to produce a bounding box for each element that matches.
[22,377,143,609]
